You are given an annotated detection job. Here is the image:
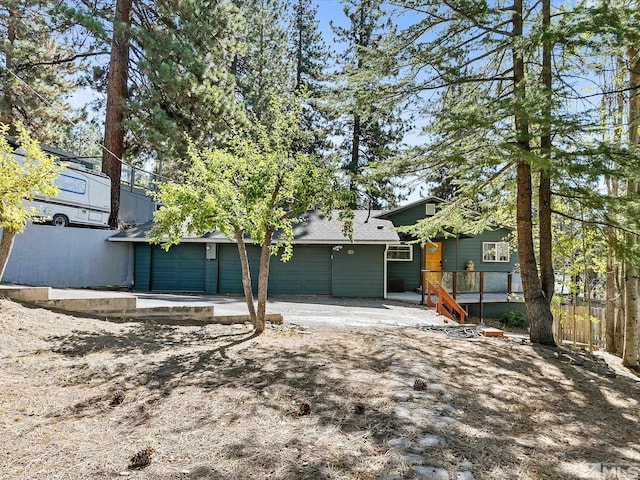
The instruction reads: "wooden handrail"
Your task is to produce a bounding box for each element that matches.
[420,269,522,322]
[425,280,467,324]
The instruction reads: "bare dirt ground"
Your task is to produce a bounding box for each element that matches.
[1,298,639,480]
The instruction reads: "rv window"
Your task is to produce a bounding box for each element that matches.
[56,174,87,195]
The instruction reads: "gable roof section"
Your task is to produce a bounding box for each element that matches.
[374,196,445,220]
[108,210,399,244]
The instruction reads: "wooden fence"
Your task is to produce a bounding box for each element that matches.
[553,304,606,349]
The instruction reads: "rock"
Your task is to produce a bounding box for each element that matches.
[402,453,425,464]
[417,434,444,447]
[430,415,456,426]
[393,407,412,419]
[413,465,450,479]
[393,392,413,402]
[387,436,411,449]
[457,471,474,480]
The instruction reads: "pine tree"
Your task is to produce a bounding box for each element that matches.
[0,1,102,144]
[102,0,131,228]
[233,0,294,120]
[126,0,244,178]
[287,0,331,155]
[329,0,410,209]
[381,0,640,345]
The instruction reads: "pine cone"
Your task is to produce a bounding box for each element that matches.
[413,378,428,391]
[298,401,311,416]
[353,403,366,415]
[109,390,125,406]
[128,447,154,470]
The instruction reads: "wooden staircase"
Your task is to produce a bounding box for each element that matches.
[425,281,467,324]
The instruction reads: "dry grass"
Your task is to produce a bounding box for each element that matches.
[1,298,639,480]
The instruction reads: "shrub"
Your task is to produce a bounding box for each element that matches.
[501,310,529,328]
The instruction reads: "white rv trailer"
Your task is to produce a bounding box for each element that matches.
[14,148,111,228]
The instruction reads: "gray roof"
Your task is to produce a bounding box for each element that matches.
[108,210,399,244]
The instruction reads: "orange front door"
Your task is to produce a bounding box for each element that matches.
[424,241,442,286]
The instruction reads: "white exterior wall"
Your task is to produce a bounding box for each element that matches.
[2,224,133,288]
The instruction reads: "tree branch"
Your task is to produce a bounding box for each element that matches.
[551,208,638,235]
[14,51,109,71]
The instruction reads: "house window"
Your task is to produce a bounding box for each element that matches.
[387,244,413,261]
[483,242,510,262]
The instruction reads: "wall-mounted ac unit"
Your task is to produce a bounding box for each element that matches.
[425,203,436,216]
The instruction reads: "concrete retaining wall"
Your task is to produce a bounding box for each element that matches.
[2,224,132,288]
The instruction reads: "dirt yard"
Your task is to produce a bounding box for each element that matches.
[1,298,639,480]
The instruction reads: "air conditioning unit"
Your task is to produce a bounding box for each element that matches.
[425,203,436,216]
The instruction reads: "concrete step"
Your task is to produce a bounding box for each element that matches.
[0,285,51,302]
[3,285,283,326]
[99,306,214,323]
[33,296,137,312]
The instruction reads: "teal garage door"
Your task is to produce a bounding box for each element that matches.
[218,244,260,294]
[218,244,331,295]
[151,244,205,292]
[269,246,331,294]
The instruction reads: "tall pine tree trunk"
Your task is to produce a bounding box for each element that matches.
[623,47,639,368]
[0,8,17,127]
[539,0,554,302]
[348,113,361,208]
[513,0,555,345]
[0,228,16,281]
[102,0,131,228]
[605,56,626,354]
[234,228,258,327]
[606,240,617,353]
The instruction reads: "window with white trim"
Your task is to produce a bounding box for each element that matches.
[483,242,510,262]
[387,244,413,261]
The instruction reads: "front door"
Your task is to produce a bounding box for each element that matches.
[424,241,442,286]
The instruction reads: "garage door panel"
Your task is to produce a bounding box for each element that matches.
[218,244,260,294]
[152,244,205,292]
[268,246,331,294]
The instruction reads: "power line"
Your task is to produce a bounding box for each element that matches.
[1,64,171,183]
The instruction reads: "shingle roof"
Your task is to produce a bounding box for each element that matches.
[108,210,399,244]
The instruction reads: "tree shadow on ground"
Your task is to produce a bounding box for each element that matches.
[399,329,640,479]
[47,324,404,479]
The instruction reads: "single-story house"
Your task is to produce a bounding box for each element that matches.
[109,198,524,318]
[109,210,399,298]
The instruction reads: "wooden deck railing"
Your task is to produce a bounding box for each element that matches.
[423,281,467,324]
[420,270,523,321]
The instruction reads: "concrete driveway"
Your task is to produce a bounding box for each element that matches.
[133,293,448,328]
[28,287,449,327]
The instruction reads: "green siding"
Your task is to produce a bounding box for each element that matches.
[332,245,384,297]
[219,244,331,295]
[151,244,205,292]
[134,244,151,291]
[383,202,437,227]
[387,243,422,291]
[447,229,516,272]
[270,246,331,294]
